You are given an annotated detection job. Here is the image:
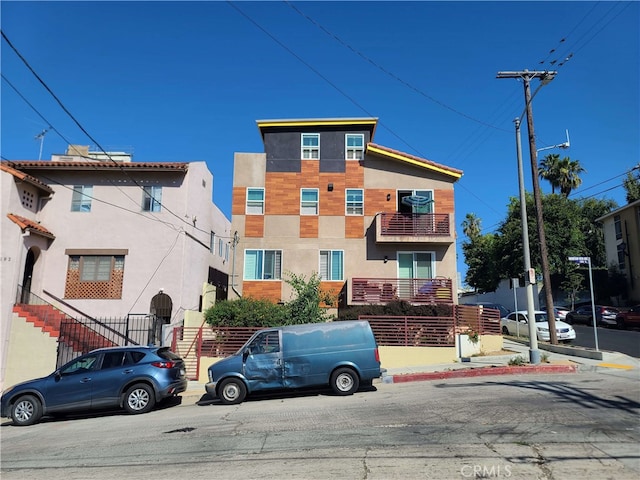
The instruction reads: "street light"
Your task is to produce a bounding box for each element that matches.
[514,118,540,363]
[537,130,570,153]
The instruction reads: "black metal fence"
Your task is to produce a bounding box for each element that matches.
[56,314,157,367]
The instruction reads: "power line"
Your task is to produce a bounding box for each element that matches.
[1,32,225,237]
[284,0,511,134]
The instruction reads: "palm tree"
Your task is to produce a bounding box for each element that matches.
[557,157,585,197]
[538,153,561,193]
[462,213,481,239]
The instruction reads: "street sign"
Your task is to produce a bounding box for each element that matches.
[568,256,589,264]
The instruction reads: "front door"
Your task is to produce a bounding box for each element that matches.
[397,252,434,299]
[242,330,284,391]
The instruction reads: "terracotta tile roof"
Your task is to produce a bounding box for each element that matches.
[7,160,189,172]
[7,214,55,239]
[366,143,463,180]
[0,162,55,194]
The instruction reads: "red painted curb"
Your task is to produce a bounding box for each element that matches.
[391,364,578,383]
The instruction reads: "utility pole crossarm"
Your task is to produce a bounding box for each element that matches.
[497,70,557,81]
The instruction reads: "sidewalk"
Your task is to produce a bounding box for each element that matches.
[382,338,639,383]
[179,339,639,401]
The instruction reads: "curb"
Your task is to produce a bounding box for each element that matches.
[387,364,578,383]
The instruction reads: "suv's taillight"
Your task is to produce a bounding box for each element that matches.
[374,347,380,363]
[151,361,176,369]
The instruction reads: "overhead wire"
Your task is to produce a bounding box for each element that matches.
[1,33,233,241]
[1,30,223,239]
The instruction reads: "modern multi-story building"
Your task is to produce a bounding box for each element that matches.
[1,146,230,387]
[229,118,463,310]
[597,199,640,302]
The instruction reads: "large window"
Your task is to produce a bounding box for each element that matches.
[244,250,282,280]
[142,186,162,212]
[71,185,93,212]
[320,250,344,281]
[346,188,364,215]
[70,255,125,282]
[210,232,216,254]
[617,243,626,270]
[345,134,364,160]
[246,188,265,215]
[301,188,319,215]
[301,133,320,159]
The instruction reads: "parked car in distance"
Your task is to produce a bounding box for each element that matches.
[206,320,381,405]
[554,306,570,321]
[462,302,511,319]
[1,346,187,426]
[616,305,640,329]
[501,310,576,343]
[565,305,620,327]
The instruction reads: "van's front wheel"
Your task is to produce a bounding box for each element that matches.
[330,368,359,395]
[218,378,247,404]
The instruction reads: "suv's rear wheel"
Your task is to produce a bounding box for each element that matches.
[124,384,155,414]
[11,395,42,426]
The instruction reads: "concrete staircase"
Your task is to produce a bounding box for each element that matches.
[13,304,116,355]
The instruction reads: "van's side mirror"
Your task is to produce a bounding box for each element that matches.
[242,349,249,361]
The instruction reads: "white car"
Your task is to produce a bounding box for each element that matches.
[501,310,576,343]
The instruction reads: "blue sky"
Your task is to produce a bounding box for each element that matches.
[2,1,638,284]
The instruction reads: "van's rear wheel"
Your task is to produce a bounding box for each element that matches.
[330,367,359,395]
[218,378,247,405]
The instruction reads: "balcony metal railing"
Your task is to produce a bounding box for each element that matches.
[351,277,453,305]
[379,212,450,236]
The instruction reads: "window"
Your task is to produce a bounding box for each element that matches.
[320,250,343,281]
[210,232,216,254]
[301,133,320,159]
[301,188,319,215]
[346,188,364,215]
[614,215,622,240]
[244,250,282,280]
[69,254,124,282]
[225,243,230,262]
[617,243,626,270]
[345,134,364,160]
[218,238,224,257]
[247,188,265,215]
[249,331,280,354]
[71,185,93,212]
[398,252,434,279]
[142,186,162,212]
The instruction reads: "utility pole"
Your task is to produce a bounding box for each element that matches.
[497,69,558,344]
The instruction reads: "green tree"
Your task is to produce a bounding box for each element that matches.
[538,153,561,194]
[462,194,617,292]
[622,167,640,203]
[461,213,501,292]
[557,156,585,197]
[284,272,333,324]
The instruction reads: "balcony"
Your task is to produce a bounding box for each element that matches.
[376,212,453,244]
[351,277,454,305]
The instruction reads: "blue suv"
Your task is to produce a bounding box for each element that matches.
[1,346,187,426]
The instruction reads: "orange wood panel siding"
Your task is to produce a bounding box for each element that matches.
[345,216,364,238]
[320,282,343,307]
[245,215,265,238]
[301,159,320,182]
[365,189,394,216]
[345,161,364,186]
[300,215,319,238]
[232,186,246,216]
[435,189,455,214]
[319,173,346,215]
[242,281,282,302]
[266,173,300,215]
